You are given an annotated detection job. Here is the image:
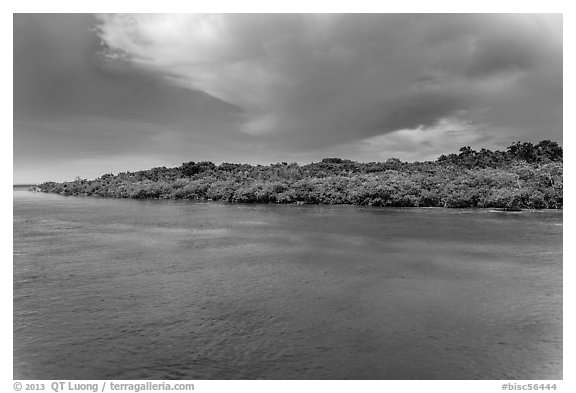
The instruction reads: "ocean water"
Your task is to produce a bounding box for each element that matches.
[13,187,562,379]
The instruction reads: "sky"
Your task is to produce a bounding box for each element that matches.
[13,13,563,183]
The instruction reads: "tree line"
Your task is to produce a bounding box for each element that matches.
[37,140,563,210]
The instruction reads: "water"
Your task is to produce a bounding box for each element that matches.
[13,187,562,379]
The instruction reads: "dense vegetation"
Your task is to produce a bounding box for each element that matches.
[37,140,563,209]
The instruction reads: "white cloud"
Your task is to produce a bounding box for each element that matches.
[96,14,290,110]
[358,117,492,161]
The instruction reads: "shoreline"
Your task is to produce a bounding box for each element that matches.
[24,189,563,211]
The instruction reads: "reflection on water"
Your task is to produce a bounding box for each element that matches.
[13,188,562,379]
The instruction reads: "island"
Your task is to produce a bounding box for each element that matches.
[37,140,562,210]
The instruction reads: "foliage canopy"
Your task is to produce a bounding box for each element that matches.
[38,140,563,209]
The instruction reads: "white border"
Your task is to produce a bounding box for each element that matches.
[5,2,572,393]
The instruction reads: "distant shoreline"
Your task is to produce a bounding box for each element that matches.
[34,141,563,210]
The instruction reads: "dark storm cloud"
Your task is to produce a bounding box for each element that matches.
[14,14,244,157]
[14,14,243,121]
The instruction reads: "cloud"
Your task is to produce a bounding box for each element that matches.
[14,14,243,127]
[95,13,562,149]
[354,117,495,162]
